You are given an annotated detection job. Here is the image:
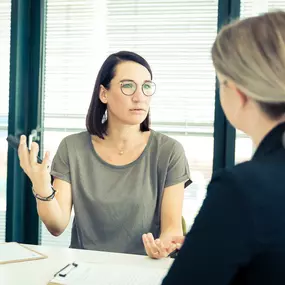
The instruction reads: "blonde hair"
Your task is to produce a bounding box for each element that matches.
[212,10,285,106]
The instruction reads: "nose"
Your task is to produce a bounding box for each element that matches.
[132,86,146,102]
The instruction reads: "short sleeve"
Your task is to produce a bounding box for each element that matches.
[50,138,71,184]
[165,141,191,188]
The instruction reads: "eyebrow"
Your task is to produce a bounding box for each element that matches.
[120,79,152,82]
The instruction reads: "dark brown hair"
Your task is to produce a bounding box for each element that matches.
[86,51,152,139]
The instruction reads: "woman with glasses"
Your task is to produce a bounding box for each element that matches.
[18,51,191,259]
[162,11,285,284]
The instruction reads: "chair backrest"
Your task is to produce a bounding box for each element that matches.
[182,216,187,236]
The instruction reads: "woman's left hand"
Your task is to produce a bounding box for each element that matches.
[142,233,177,259]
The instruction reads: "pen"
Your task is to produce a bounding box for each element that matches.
[168,248,179,258]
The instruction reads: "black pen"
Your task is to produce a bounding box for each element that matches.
[168,248,179,258]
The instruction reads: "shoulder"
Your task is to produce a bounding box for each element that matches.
[211,161,252,185]
[55,131,90,157]
[209,160,262,198]
[62,131,90,147]
[150,130,185,155]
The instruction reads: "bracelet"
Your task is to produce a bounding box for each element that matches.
[32,185,57,201]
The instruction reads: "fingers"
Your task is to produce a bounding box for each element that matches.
[142,233,185,259]
[142,233,160,258]
[142,233,170,259]
[176,243,183,250]
[155,239,168,257]
[42,151,51,169]
[30,141,39,166]
[18,135,50,174]
[18,135,31,173]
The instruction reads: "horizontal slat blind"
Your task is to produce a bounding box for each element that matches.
[106,0,217,128]
[44,0,108,129]
[44,0,218,132]
[241,0,285,17]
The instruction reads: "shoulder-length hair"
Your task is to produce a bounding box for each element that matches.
[86,51,153,139]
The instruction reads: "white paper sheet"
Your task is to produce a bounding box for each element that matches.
[0,242,43,263]
[51,262,168,285]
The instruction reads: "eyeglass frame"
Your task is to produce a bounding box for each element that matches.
[118,79,156,97]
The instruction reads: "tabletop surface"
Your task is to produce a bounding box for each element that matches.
[0,244,173,285]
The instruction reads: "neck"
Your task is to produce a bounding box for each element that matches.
[248,115,285,147]
[105,121,142,144]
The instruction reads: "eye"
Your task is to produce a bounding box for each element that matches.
[121,82,134,88]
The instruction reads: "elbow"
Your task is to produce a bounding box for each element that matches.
[49,229,64,237]
[47,224,66,236]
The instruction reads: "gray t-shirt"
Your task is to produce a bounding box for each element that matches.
[51,130,191,255]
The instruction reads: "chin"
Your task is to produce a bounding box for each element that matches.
[125,119,145,126]
[125,114,148,125]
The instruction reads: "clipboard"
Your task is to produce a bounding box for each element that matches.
[0,242,47,265]
[47,261,169,285]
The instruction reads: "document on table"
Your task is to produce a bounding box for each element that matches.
[48,261,168,285]
[0,242,47,264]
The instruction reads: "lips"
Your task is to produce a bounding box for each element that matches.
[130,108,145,111]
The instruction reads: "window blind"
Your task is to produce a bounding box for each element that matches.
[44,0,218,133]
[105,0,217,130]
[241,0,285,17]
[0,0,11,243]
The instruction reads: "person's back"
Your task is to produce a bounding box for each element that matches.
[229,123,285,284]
[162,11,285,285]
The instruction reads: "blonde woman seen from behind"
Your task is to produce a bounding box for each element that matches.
[162,11,285,285]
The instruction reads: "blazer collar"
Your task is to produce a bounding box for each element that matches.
[252,122,285,160]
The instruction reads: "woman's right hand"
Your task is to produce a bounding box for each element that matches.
[18,135,52,194]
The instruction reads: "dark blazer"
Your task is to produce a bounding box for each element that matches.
[162,123,285,285]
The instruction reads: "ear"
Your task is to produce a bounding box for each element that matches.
[99,85,108,104]
[235,87,248,107]
[226,79,248,108]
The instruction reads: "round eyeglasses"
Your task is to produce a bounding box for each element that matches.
[120,80,156,96]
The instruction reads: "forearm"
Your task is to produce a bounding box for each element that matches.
[34,185,70,236]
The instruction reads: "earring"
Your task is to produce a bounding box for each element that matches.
[102,110,108,124]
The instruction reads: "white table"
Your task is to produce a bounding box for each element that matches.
[0,245,173,285]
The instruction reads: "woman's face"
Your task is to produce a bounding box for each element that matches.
[100,61,153,127]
